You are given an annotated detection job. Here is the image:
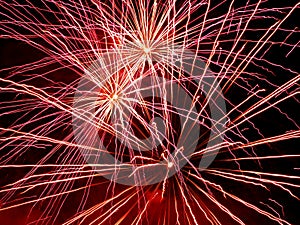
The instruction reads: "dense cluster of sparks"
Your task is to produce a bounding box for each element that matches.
[0,0,299,224]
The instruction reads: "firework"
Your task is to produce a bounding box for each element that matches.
[0,0,299,224]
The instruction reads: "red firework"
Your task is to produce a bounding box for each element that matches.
[0,0,299,225]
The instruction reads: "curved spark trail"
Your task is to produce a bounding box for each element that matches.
[0,0,299,224]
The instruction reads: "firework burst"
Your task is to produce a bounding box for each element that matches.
[0,0,299,224]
